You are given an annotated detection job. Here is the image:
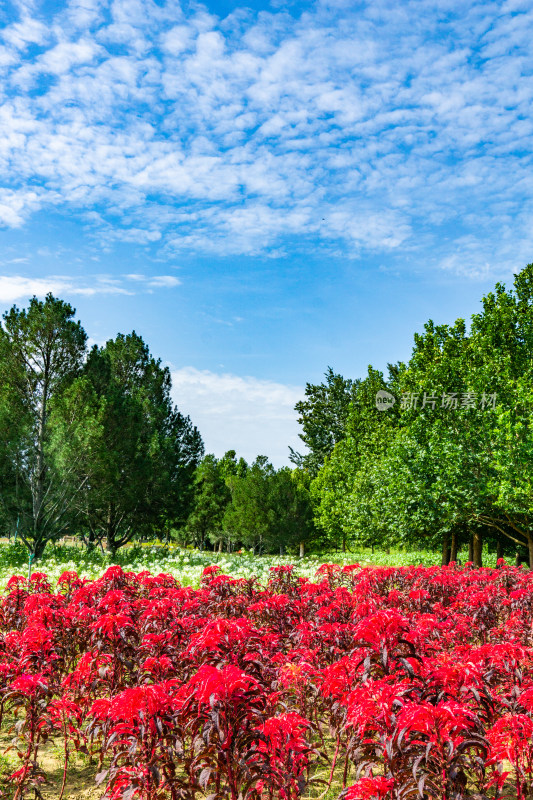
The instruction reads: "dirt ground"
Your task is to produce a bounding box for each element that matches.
[0,725,342,800]
[0,733,102,799]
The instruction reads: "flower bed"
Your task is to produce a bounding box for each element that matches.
[0,560,531,799]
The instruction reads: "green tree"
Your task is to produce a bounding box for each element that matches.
[269,467,315,556]
[466,266,533,564]
[183,454,231,551]
[0,294,87,558]
[311,366,400,552]
[313,266,533,567]
[393,317,483,562]
[52,332,203,555]
[219,449,249,480]
[396,270,533,565]
[291,367,359,475]
[223,456,275,553]
[223,457,315,555]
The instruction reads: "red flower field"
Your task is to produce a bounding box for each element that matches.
[1,560,532,799]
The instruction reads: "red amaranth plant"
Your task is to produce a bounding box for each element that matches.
[2,562,533,799]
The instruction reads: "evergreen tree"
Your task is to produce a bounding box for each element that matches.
[0,294,87,558]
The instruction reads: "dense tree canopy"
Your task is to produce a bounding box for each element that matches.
[183,453,232,551]
[307,263,533,567]
[0,296,203,558]
[221,456,315,555]
[49,332,204,555]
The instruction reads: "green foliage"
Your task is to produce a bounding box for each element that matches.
[290,367,359,475]
[218,449,249,480]
[305,263,533,567]
[0,296,202,559]
[223,457,315,554]
[0,540,28,569]
[0,294,87,558]
[183,453,231,549]
[51,332,204,554]
[311,366,400,550]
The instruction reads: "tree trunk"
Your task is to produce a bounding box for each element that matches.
[299,541,305,558]
[342,535,346,553]
[450,529,458,563]
[468,535,474,563]
[473,530,483,568]
[496,540,503,562]
[441,531,450,566]
[106,503,115,556]
[528,534,533,570]
[32,537,48,561]
[87,528,96,552]
[33,376,49,546]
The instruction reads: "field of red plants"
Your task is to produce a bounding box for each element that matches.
[1,561,533,800]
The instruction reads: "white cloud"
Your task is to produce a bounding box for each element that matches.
[0,274,129,303]
[0,272,182,303]
[1,17,49,50]
[0,189,45,227]
[170,366,304,467]
[148,275,180,287]
[161,25,193,55]
[37,40,101,75]
[0,0,531,274]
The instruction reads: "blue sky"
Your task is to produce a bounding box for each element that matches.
[0,0,531,465]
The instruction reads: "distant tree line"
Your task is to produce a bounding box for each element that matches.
[176,451,314,556]
[3,265,533,565]
[0,293,315,559]
[291,264,533,567]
